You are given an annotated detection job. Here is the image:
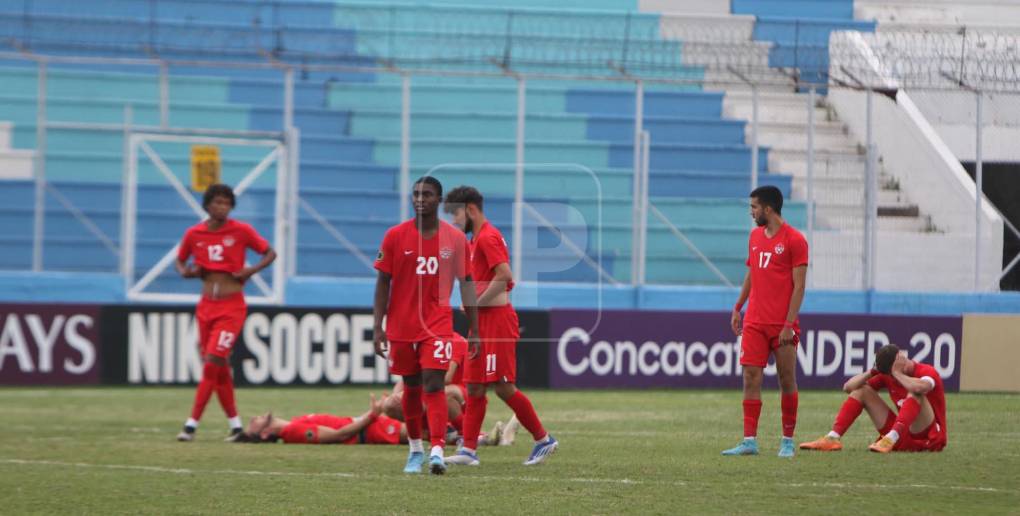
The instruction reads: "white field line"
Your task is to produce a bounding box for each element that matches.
[2,459,1017,495]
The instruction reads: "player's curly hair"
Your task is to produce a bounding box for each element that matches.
[444,185,484,213]
[874,343,900,375]
[202,183,236,210]
[750,185,783,215]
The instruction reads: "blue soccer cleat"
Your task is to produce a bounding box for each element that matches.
[523,435,558,465]
[445,449,480,466]
[429,453,447,475]
[778,437,796,458]
[721,438,759,456]
[403,451,424,474]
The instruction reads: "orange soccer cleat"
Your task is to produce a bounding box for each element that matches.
[799,435,843,451]
[868,436,895,453]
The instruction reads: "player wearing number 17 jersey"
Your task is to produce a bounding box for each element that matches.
[723,186,808,458]
[174,184,277,442]
[442,186,557,467]
[373,177,481,475]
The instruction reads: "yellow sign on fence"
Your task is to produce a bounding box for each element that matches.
[190,145,221,192]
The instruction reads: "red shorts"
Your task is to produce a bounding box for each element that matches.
[361,415,403,445]
[894,420,947,452]
[465,307,519,384]
[739,322,799,368]
[196,293,247,359]
[388,338,453,376]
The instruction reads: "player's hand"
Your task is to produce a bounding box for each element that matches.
[779,326,796,346]
[369,393,383,416]
[180,264,201,278]
[467,332,481,359]
[730,309,742,336]
[373,327,389,358]
[232,267,255,281]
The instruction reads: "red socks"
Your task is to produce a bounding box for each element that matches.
[832,397,864,436]
[215,364,238,419]
[891,396,921,436]
[450,413,464,433]
[880,410,897,435]
[506,390,547,441]
[781,392,798,438]
[462,393,487,450]
[743,399,762,438]
[190,361,220,421]
[423,390,448,448]
[402,385,423,440]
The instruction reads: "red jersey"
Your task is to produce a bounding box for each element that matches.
[449,333,468,386]
[178,219,270,275]
[471,221,514,299]
[279,414,356,444]
[867,362,947,442]
[745,223,808,325]
[374,220,469,342]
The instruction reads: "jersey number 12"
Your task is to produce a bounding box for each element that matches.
[208,244,224,262]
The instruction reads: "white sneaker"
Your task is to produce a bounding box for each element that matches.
[480,421,504,446]
[499,415,519,446]
[176,430,194,442]
[445,449,480,466]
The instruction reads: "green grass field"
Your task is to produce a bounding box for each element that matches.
[1,387,1018,515]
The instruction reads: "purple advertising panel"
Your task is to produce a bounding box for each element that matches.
[0,304,102,385]
[549,310,962,391]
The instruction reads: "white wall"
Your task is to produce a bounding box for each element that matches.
[827,88,1003,291]
[639,0,730,16]
[908,90,1020,162]
[0,121,34,180]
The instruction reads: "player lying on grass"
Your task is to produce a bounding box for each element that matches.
[800,343,947,453]
[236,394,407,445]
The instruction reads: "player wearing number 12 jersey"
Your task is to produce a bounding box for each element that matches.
[723,186,808,458]
[442,186,558,467]
[373,177,481,475]
[174,184,277,442]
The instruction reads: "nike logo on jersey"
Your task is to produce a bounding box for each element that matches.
[404,250,414,255]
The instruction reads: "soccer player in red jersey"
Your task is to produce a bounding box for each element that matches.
[442,186,558,467]
[372,177,480,475]
[800,344,947,453]
[174,184,277,442]
[240,394,407,445]
[724,185,807,458]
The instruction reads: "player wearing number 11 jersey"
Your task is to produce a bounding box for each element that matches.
[174,184,277,442]
[724,186,808,458]
[373,177,481,475]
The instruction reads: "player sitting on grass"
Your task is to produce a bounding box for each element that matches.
[799,343,947,453]
[237,394,407,445]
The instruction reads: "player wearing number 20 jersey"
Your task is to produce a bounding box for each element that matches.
[174,184,276,443]
[372,177,480,475]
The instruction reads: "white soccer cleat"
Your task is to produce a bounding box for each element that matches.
[499,415,519,446]
[480,421,504,446]
[176,430,194,442]
[445,449,480,466]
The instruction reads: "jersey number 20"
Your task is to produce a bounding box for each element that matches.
[416,256,439,275]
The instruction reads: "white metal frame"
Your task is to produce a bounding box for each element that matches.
[123,132,288,304]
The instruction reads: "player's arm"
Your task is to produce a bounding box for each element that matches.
[175,232,200,278]
[318,394,384,444]
[477,262,512,306]
[843,369,876,393]
[730,270,751,336]
[779,265,807,346]
[235,246,277,282]
[372,271,392,358]
[892,369,934,395]
[460,274,482,358]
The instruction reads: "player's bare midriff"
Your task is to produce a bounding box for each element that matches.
[201,270,244,299]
